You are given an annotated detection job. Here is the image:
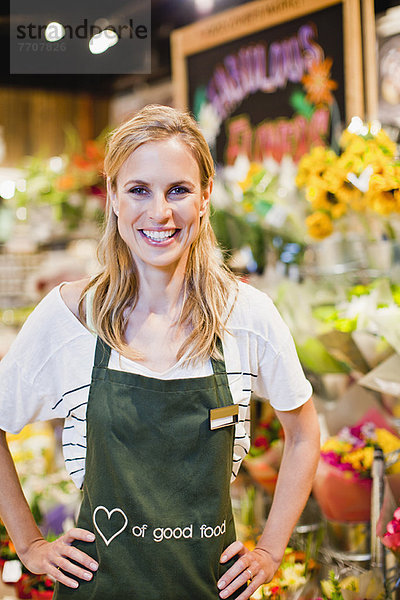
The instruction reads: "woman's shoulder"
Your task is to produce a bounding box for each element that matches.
[0,279,95,386]
[231,280,275,318]
[59,277,91,321]
[228,280,290,345]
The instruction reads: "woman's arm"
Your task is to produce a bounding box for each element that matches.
[0,429,98,588]
[217,398,320,600]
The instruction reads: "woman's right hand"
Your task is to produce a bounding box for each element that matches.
[19,528,99,589]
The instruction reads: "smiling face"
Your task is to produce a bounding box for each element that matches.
[110,137,211,276]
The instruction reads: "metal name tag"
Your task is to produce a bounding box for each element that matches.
[209,405,239,430]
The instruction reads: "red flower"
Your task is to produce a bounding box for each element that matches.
[254,436,269,449]
[270,585,281,594]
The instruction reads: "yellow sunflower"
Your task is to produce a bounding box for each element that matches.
[306,211,334,239]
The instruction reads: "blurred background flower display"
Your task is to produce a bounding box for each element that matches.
[13,129,106,238]
[296,120,400,241]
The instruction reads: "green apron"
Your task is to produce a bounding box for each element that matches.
[54,336,247,599]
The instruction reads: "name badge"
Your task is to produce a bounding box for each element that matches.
[209,405,239,430]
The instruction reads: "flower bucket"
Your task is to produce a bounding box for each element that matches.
[312,459,372,522]
[326,519,370,556]
[244,453,279,495]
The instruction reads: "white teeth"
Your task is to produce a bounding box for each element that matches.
[142,229,176,241]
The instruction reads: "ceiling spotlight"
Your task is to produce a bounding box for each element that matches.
[89,29,119,54]
[195,0,214,13]
[45,22,65,42]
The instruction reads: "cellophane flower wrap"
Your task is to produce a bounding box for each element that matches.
[313,419,400,522]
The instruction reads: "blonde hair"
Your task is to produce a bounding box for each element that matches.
[79,104,238,363]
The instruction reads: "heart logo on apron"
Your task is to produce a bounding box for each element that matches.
[93,506,128,547]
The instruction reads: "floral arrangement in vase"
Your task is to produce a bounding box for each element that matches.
[296,119,400,241]
[313,418,400,522]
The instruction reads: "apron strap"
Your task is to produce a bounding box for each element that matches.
[94,336,112,369]
[210,337,226,375]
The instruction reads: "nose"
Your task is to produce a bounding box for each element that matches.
[148,192,172,222]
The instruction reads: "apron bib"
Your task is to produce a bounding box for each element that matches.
[54,337,247,600]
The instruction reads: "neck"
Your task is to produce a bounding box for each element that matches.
[135,261,187,317]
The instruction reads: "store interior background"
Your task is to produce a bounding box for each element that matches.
[2,1,400,598]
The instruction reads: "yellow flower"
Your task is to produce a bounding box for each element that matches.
[238,163,263,191]
[322,439,352,453]
[366,190,399,214]
[306,211,333,239]
[322,166,347,194]
[335,181,363,209]
[376,428,400,473]
[342,447,374,471]
[306,180,328,206]
[375,129,397,157]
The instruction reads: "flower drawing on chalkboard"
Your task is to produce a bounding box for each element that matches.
[302,57,338,106]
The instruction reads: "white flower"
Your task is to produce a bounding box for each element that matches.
[223,155,250,184]
[198,102,221,145]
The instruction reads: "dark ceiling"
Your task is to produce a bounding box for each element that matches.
[0,0,399,94]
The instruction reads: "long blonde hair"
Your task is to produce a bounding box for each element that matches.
[79,104,238,363]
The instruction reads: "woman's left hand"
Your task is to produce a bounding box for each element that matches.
[217,540,280,599]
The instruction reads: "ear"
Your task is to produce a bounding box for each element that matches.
[200,179,213,217]
[107,177,119,216]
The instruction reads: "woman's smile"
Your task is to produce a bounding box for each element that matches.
[139,228,180,244]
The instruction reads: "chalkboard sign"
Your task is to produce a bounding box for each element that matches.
[171,0,372,166]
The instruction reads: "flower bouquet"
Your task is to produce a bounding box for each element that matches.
[380,505,400,558]
[296,119,400,242]
[250,548,318,600]
[313,417,400,522]
[244,407,284,494]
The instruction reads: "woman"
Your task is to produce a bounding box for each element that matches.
[0,104,320,600]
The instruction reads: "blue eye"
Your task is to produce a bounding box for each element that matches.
[170,186,189,195]
[129,187,148,196]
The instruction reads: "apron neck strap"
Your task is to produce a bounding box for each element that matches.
[94,336,112,368]
[210,338,226,375]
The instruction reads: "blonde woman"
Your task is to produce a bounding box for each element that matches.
[0,105,320,600]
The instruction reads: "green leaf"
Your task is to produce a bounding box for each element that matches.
[290,90,315,119]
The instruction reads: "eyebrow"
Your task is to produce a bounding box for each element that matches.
[123,179,195,188]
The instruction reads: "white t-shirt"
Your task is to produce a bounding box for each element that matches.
[0,281,312,488]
